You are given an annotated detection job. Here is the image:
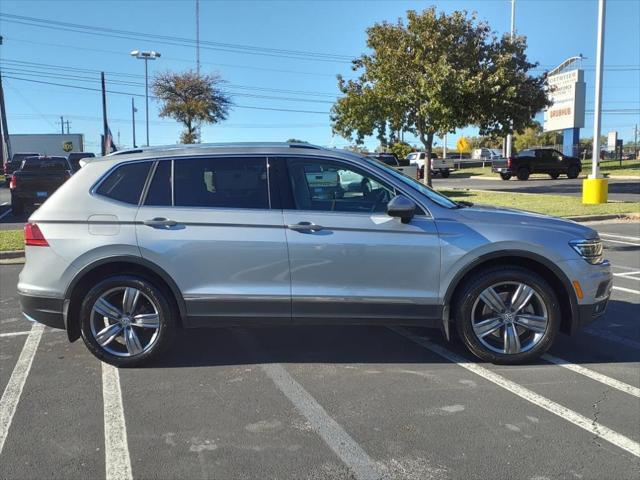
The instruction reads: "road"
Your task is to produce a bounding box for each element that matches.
[433,175,640,202]
[1,222,638,479]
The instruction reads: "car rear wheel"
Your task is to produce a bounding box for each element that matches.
[549,172,560,179]
[567,165,580,179]
[454,266,560,364]
[516,167,530,181]
[11,198,24,215]
[80,275,176,367]
[499,173,512,181]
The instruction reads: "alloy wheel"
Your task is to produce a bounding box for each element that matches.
[90,286,161,357]
[471,281,549,355]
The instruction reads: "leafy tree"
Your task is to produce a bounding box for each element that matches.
[286,138,309,144]
[388,141,414,160]
[153,71,232,144]
[331,7,549,186]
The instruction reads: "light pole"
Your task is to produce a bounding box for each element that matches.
[130,50,161,146]
[505,0,515,159]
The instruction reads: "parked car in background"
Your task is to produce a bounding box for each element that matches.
[4,152,40,186]
[492,148,582,181]
[368,152,419,179]
[406,152,453,178]
[18,143,611,367]
[67,152,96,172]
[472,148,503,162]
[10,156,72,214]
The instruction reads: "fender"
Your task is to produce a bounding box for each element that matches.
[442,249,579,336]
[64,255,188,336]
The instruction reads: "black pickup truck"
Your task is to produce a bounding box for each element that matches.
[491,148,582,181]
[3,152,40,186]
[10,156,72,214]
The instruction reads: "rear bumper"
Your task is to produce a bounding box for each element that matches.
[18,292,65,330]
[491,167,514,174]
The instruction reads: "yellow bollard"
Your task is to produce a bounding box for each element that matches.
[582,178,608,204]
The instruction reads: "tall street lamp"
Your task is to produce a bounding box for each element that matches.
[130,50,161,146]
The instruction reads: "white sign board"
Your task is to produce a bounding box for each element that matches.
[607,131,617,152]
[543,69,586,132]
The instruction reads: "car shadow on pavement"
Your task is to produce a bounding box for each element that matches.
[143,299,639,369]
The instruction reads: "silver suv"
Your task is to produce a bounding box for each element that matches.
[18,143,612,367]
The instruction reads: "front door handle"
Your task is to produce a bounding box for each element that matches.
[143,217,178,228]
[287,221,324,233]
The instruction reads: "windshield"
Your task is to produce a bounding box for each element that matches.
[22,158,69,171]
[365,155,459,209]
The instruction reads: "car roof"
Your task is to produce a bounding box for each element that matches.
[99,142,364,164]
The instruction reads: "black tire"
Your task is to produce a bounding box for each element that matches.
[499,173,512,181]
[79,275,176,367]
[548,172,560,179]
[440,169,450,178]
[516,167,530,181]
[11,198,24,215]
[453,266,560,364]
[567,165,580,179]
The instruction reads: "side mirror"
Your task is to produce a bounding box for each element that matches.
[387,195,416,224]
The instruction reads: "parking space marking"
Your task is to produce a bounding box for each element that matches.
[0,331,30,338]
[0,209,12,221]
[603,238,640,246]
[0,323,44,455]
[584,328,640,350]
[613,286,640,295]
[601,233,640,242]
[102,363,133,480]
[391,327,640,458]
[262,363,385,480]
[542,354,640,398]
[613,271,640,280]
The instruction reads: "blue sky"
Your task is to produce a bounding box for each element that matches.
[1,0,638,153]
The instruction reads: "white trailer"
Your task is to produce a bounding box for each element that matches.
[9,133,85,157]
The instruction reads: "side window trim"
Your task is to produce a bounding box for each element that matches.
[138,161,159,207]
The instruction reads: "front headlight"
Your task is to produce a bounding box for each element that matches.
[569,239,604,264]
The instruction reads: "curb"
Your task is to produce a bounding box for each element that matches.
[0,250,24,260]
[566,213,640,222]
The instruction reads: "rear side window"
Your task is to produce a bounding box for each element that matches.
[145,161,172,206]
[96,162,151,205]
[174,157,269,209]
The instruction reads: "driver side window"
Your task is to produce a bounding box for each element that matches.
[288,158,395,213]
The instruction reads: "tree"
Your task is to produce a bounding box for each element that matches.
[331,7,550,186]
[388,141,414,160]
[286,138,309,144]
[153,71,232,144]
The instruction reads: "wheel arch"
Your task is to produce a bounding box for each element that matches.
[64,255,187,342]
[444,250,578,337]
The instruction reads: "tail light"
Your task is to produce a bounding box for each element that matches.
[9,175,17,189]
[507,157,514,168]
[24,223,49,247]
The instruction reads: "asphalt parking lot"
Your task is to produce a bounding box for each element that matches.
[0,221,639,480]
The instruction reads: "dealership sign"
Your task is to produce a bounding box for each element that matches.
[543,69,586,132]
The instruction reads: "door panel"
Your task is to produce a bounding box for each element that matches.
[135,157,291,325]
[282,157,441,322]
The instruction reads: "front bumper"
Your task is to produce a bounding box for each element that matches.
[18,292,65,330]
[576,297,610,330]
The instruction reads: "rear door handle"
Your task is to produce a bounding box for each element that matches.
[287,221,324,233]
[143,217,178,228]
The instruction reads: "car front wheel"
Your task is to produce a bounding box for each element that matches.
[454,266,560,364]
[79,275,176,367]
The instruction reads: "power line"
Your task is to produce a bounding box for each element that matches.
[0,13,354,63]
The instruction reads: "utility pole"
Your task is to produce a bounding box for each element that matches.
[505,0,515,159]
[196,0,201,75]
[634,124,638,160]
[132,97,137,148]
[59,115,64,134]
[0,71,12,166]
[64,120,71,134]
[101,72,108,156]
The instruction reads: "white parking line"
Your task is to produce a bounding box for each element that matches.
[542,354,640,398]
[102,363,133,480]
[0,202,8,206]
[601,233,640,242]
[0,323,44,455]
[603,238,640,246]
[0,331,31,338]
[613,286,640,295]
[262,363,384,480]
[0,209,12,221]
[613,271,640,279]
[584,328,640,350]
[391,327,640,458]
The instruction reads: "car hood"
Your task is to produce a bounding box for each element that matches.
[456,203,599,239]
